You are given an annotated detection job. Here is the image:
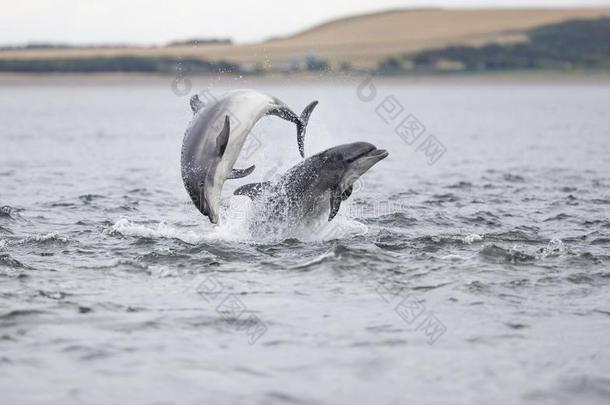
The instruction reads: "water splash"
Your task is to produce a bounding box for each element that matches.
[463,233,483,244]
[110,194,367,245]
[537,237,567,258]
[109,218,207,245]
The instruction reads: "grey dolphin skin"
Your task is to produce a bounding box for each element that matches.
[234,142,388,225]
[181,89,318,224]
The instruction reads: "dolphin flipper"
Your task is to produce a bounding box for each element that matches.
[329,188,342,222]
[234,182,272,200]
[268,100,319,158]
[341,185,353,201]
[190,95,205,114]
[227,165,256,179]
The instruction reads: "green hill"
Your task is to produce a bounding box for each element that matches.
[383,17,610,72]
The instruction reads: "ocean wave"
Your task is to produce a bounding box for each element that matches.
[38,290,69,300]
[289,250,337,270]
[544,213,573,222]
[32,233,68,244]
[566,252,607,266]
[109,218,207,245]
[591,237,610,245]
[374,211,418,227]
[0,253,29,269]
[0,309,50,321]
[536,238,567,258]
[0,233,68,250]
[463,233,483,244]
[479,238,568,264]
[411,234,465,247]
[79,194,106,204]
[502,173,526,183]
[424,193,460,205]
[446,181,473,189]
[487,227,540,242]
[479,244,536,264]
[457,211,501,227]
[0,205,22,220]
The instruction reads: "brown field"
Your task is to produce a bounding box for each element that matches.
[2,8,610,68]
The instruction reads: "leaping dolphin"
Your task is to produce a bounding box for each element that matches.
[233,142,388,228]
[181,89,318,224]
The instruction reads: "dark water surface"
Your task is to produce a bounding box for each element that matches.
[1,76,609,404]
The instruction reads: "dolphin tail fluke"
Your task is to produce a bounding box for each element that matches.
[268,99,318,158]
[297,101,318,158]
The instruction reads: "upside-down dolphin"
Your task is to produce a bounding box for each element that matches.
[181,90,318,224]
[233,142,388,228]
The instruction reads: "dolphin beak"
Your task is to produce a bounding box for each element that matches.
[204,193,220,225]
[207,210,219,224]
[370,148,389,160]
[201,201,219,224]
[362,148,389,164]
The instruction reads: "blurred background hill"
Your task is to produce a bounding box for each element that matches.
[1,8,610,74]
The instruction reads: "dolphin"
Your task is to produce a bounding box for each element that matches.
[181,89,318,224]
[233,142,388,228]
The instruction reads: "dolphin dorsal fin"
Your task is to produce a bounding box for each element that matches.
[227,165,256,179]
[233,182,272,200]
[216,116,230,156]
[190,95,204,114]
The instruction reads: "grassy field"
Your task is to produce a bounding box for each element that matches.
[2,8,610,69]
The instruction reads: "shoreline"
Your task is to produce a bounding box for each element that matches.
[1,70,610,86]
